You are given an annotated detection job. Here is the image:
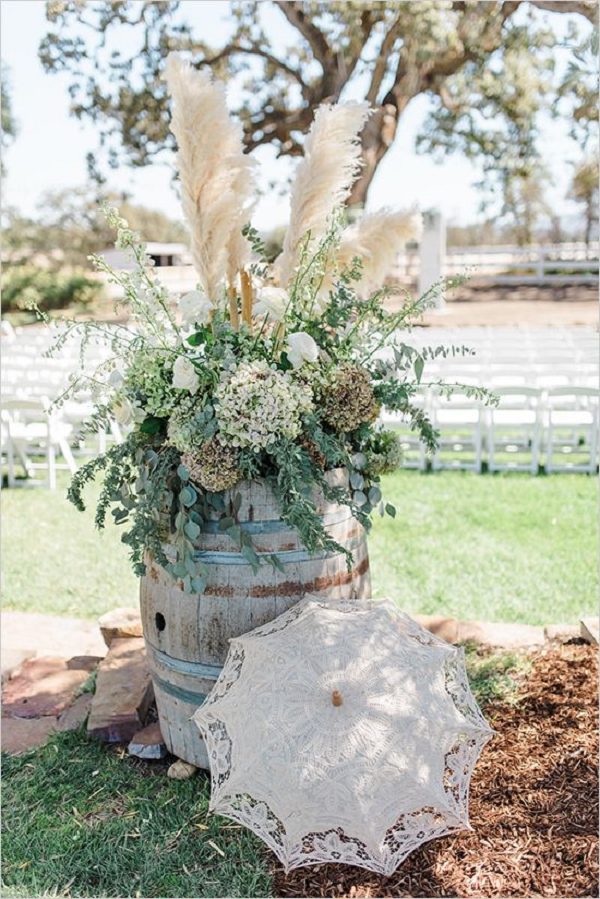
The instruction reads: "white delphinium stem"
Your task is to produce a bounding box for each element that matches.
[165,52,256,305]
[336,209,422,297]
[274,101,371,288]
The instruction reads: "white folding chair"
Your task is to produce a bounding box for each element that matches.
[544,387,599,474]
[2,396,77,489]
[486,386,542,474]
[430,388,483,473]
[380,390,428,471]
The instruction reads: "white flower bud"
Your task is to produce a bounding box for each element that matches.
[286,332,319,369]
[172,356,200,394]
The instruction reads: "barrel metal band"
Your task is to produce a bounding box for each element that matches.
[150,645,223,680]
[152,672,208,707]
[192,539,363,566]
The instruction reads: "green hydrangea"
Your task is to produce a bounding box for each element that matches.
[215,360,313,451]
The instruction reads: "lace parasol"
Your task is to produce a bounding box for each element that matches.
[193,596,493,875]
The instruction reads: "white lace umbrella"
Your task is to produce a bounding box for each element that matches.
[193,597,493,875]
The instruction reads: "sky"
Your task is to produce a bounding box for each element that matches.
[0,0,589,233]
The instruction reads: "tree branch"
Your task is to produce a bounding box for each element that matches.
[366,15,403,104]
[200,42,310,96]
[274,0,332,70]
[530,0,597,21]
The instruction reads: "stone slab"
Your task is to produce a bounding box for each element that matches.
[457,620,545,649]
[1,611,107,660]
[544,624,581,644]
[98,607,143,648]
[2,656,100,719]
[1,647,36,685]
[1,715,57,755]
[414,615,459,644]
[87,637,154,743]
[414,614,544,649]
[128,721,167,760]
[580,617,599,645]
[56,693,93,733]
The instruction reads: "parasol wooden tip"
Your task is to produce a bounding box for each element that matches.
[332,689,343,707]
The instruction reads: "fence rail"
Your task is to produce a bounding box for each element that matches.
[394,239,599,287]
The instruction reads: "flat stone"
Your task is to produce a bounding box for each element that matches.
[544,624,581,644]
[1,647,36,685]
[56,693,93,733]
[167,759,197,780]
[87,637,153,743]
[2,656,100,719]
[128,722,167,760]
[414,615,460,644]
[1,716,57,755]
[457,620,545,649]
[1,611,107,660]
[98,607,143,648]
[580,617,599,645]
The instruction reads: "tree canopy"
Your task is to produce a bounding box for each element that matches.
[41,1,596,207]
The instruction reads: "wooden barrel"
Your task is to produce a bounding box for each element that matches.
[140,469,371,767]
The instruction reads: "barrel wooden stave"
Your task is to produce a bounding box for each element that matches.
[140,473,371,768]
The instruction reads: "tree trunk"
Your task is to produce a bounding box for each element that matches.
[585,199,592,246]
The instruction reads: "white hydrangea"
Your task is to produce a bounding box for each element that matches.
[215,360,313,451]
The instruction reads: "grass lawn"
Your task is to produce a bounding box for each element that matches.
[1,470,596,625]
[1,649,526,899]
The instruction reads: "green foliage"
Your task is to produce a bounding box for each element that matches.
[2,266,104,314]
[39,2,594,204]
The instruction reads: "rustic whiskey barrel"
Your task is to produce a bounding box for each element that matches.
[140,469,371,768]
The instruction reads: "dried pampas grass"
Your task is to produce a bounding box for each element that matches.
[336,209,422,297]
[274,101,371,288]
[165,52,256,303]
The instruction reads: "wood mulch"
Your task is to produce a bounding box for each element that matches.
[274,644,598,898]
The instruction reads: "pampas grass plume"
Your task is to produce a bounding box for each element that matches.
[165,52,256,303]
[275,101,371,287]
[337,209,422,297]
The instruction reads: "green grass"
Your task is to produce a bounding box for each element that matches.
[1,648,522,899]
[1,732,271,898]
[369,470,597,625]
[1,469,596,624]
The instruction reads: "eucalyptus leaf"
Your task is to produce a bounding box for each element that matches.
[350,472,364,490]
[184,521,201,540]
[179,485,197,507]
[385,502,397,518]
[368,486,382,504]
[177,464,190,482]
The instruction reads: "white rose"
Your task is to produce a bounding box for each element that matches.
[286,332,319,369]
[172,355,200,394]
[253,286,289,322]
[178,290,212,328]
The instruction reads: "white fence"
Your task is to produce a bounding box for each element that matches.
[394,235,599,288]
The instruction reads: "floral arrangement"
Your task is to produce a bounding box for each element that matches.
[51,53,486,593]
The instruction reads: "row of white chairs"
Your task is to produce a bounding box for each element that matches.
[382,385,599,474]
[1,395,123,489]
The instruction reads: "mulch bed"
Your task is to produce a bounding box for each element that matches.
[274,644,598,898]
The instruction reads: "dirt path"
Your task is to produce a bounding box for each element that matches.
[274,644,598,898]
